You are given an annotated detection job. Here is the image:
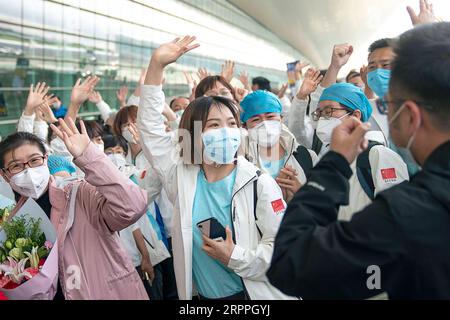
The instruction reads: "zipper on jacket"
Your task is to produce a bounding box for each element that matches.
[228,173,259,300]
[283,139,296,169]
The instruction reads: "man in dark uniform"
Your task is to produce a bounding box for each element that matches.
[267,22,450,299]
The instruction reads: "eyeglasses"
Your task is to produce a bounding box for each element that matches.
[311,107,351,121]
[3,156,46,175]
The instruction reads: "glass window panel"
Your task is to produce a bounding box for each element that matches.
[23,0,44,27]
[44,1,63,31]
[63,5,80,34]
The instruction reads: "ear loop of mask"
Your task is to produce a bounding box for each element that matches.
[389,103,421,150]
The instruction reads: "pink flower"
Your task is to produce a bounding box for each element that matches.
[44,241,53,250]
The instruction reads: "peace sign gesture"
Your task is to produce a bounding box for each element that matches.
[50,117,91,158]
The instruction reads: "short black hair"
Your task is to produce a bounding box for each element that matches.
[0,132,47,169]
[368,38,391,55]
[390,22,450,131]
[252,77,271,91]
[103,134,129,156]
[77,120,103,139]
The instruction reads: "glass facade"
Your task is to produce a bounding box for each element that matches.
[0,0,305,137]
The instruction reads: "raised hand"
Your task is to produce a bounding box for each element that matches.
[36,95,59,124]
[235,87,249,103]
[331,43,354,69]
[360,65,375,99]
[221,60,235,83]
[330,117,371,164]
[152,36,200,68]
[197,67,210,81]
[278,83,289,99]
[132,69,147,99]
[183,71,195,87]
[147,36,200,86]
[407,0,438,26]
[88,91,103,105]
[116,86,128,107]
[297,68,323,100]
[71,76,100,106]
[128,122,141,145]
[24,83,50,116]
[50,117,91,158]
[238,71,251,91]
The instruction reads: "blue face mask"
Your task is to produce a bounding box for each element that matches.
[202,127,241,165]
[367,69,391,98]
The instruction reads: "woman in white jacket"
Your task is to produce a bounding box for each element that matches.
[137,36,296,300]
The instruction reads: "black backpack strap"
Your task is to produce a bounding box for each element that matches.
[253,170,263,238]
[293,145,314,178]
[312,131,323,155]
[356,141,383,200]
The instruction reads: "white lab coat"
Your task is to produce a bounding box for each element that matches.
[137,84,297,300]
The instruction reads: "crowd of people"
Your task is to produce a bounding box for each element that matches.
[0,0,449,300]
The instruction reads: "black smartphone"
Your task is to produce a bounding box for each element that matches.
[197,217,226,241]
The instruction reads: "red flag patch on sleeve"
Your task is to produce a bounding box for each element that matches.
[271,199,285,215]
[140,170,147,180]
[381,168,397,181]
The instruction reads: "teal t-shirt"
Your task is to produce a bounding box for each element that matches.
[192,169,243,299]
[260,155,286,179]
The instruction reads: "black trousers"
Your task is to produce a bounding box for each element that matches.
[160,237,179,300]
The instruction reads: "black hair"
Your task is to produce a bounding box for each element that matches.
[0,132,46,169]
[368,38,391,55]
[76,120,103,139]
[390,22,450,131]
[252,77,271,91]
[103,134,129,156]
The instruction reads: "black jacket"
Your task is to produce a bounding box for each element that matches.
[267,141,450,300]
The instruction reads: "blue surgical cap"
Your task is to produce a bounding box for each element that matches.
[319,83,373,122]
[240,90,282,123]
[47,155,76,176]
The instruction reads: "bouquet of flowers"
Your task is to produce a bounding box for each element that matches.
[0,198,58,300]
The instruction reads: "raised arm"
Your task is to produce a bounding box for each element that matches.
[321,44,353,88]
[50,117,148,232]
[65,76,100,121]
[18,83,50,134]
[137,36,200,195]
[288,68,323,148]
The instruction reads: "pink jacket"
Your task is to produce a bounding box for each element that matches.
[14,143,149,300]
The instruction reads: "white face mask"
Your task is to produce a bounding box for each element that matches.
[9,165,50,199]
[122,127,137,145]
[95,143,104,153]
[248,120,282,148]
[316,114,349,149]
[108,154,127,169]
[52,102,61,110]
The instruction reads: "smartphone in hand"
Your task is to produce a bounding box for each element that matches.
[197,217,227,242]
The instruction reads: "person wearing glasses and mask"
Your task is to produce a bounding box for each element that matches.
[0,119,149,300]
[268,21,450,300]
[299,82,408,221]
